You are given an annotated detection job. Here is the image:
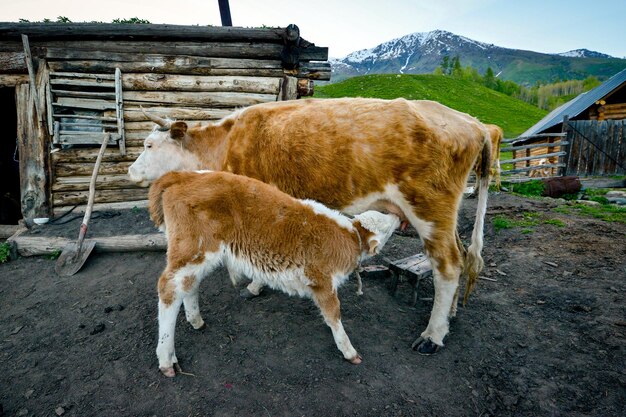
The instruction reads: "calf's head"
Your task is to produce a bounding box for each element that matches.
[128,112,200,185]
[352,211,401,258]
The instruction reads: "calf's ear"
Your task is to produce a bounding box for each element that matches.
[170,121,188,140]
[368,239,380,255]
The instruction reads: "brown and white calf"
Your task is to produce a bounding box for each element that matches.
[149,170,400,377]
[129,97,494,354]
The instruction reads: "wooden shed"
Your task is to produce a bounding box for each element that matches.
[0,22,329,225]
[509,68,626,178]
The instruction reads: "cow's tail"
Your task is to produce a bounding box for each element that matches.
[463,129,492,304]
[148,172,181,231]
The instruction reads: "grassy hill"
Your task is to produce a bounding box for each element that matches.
[315,74,548,138]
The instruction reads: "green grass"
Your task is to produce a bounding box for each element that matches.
[504,180,546,197]
[493,211,566,233]
[553,203,626,224]
[0,242,10,263]
[315,74,548,137]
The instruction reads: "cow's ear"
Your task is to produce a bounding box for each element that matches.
[368,239,380,255]
[170,121,188,140]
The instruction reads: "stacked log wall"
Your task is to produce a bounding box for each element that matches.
[0,24,329,215]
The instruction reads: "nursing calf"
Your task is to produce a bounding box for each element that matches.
[149,170,400,377]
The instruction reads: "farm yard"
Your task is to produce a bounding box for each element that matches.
[1,191,625,417]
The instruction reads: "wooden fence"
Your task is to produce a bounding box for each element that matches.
[564,119,625,176]
[500,133,568,178]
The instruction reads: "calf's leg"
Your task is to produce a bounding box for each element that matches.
[312,284,361,364]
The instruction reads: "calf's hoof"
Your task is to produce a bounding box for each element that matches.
[348,354,363,365]
[411,337,441,355]
[160,366,176,378]
[239,287,261,299]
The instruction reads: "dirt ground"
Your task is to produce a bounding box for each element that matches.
[1,192,625,417]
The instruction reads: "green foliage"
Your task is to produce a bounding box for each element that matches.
[46,249,62,260]
[589,196,609,204]
[554,203,626,224]
[315,74,547,137]
[505,180,546,197]
[0,242,11,263]
[543,218,566,227]
[111,17,151,24]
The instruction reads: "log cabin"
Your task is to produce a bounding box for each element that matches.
[0,22,329,224]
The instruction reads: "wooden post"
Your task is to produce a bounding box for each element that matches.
[16,83,51,219]
[279,76,298,101]
[218,0,233,26]
[21,34,44,125]
[561,116,571,176]
[115,68,126,156]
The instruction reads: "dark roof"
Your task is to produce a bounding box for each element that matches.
[521,67,626,137]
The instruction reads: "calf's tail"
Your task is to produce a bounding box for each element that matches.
[463,130,492,304]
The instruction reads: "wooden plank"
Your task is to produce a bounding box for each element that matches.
[0,23,288,43]
[559,116,570,177]
[51,89,116,99]
[115,67,126,156]
[501,151,566,165]
[52,187,147,206]
[501,141,567,153]
[122,91,277,107]
[48,60,331,80]
[12,233,166,257]
[51,147,142,163]
[41,40,328,61]
[502,163,565,175]
[0,224,20,239]
[505,133,566,144]
[53,113,117,122]
[55,161,132,177]
[123,120,207,131]
[120,106,232,121]
[50,71,116,80]
[52,174,141,192]
[53,97,117,110]
[0,74,29,87]
[22,35,44,124]
[16,84,50,219]
[58,121,117,129]
[50,77,115,88]
[58,133,120,145]
[279,75,298,101]
[0,51,27,73]
[53,199,148,216]
[122,73,282,94]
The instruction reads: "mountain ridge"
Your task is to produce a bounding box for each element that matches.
[330,30,626,85]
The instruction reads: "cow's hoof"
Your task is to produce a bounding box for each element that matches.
[348,354,363,365]
[239,288,260,299]
[411,337,441,355]
[160,366,176,377]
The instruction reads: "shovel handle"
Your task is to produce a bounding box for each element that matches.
[76,133,110,243]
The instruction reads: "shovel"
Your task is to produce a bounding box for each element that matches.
[55,134,110,276]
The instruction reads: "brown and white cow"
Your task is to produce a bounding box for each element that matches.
[129,97,493,354]
[149,170,400,376]
[473,123,503,193]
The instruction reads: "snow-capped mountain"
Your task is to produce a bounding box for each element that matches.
[330,30,624,85]
[556,49,613,59]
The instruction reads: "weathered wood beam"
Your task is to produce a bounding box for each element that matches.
[0,74,29,86]
[122,91,277,107]
[121,73,281,94]
[52,174,141,192]
[0,51,27,73]
[52,187,147,206]
[11,233,166,257]
[41,42,328,61]
[119,106,232,121]
[55,161,133,177]
[51,147,142,163]
[0,23,288,43]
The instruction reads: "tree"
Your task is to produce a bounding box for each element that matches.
[440,55,451,75]
[484,67,496,89]
[452,55,462,77]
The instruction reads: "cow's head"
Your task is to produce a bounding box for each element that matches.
[352,211,401,258]
[128,111,201,186]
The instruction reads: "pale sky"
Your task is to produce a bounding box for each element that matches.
[2,0,625,59]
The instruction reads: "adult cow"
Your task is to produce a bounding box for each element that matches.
[128,97,493,354]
